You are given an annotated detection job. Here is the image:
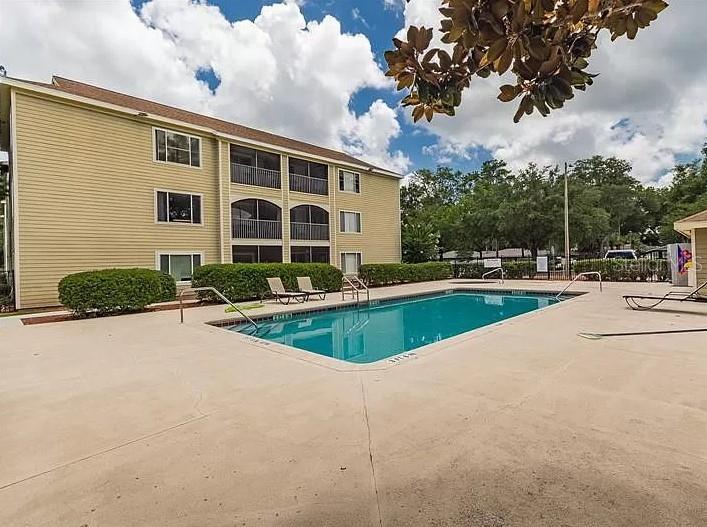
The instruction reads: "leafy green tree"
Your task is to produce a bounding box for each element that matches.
[402,221,439,263]
[658,147,707,244]
[385,0,669,122]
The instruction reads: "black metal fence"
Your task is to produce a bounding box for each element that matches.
[0,270,15,312]
[451,255,669,282]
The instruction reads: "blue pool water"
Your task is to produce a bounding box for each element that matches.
[230,291,559,364]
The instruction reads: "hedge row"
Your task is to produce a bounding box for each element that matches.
[192,263,343,301]
[0,273,12,312]
[574,258,669,282]
[358,262,452,287]
[58,268,176,316]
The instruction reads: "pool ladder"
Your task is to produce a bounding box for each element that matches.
[482,267,505,283]
[555,272,603,300]
[179,286,259,332]
[342,275,370,303]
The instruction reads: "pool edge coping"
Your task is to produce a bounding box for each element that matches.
[204,286,587,372]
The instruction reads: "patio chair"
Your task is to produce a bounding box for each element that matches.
[297,276,326,300]
[624,280,707,311]
[266,277,307,305]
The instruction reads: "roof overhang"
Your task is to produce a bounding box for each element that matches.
[674,219,707,237]
[0,76,402,179]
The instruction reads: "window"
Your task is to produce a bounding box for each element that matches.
[289,157,328,180]
[156,191,202,224]
[232,245,283,263]
[230,145,280,171]
[341,252,362,275]
[158,253,202,282]
[339,170,360,193]
[339,211,361,233]
[291,246,330,263]
[155,128,201,167]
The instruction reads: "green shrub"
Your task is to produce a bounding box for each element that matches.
[191,263,343,301]
[358,262,452,287]
[573,258,669,282]
[0,273,12,312]
[452,262,484,279]
[58,268,176,316]
[502,260,537,279]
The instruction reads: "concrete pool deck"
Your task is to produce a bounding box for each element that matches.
[1,279,706,526]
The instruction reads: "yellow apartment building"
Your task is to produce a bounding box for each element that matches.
[0,76,402,309]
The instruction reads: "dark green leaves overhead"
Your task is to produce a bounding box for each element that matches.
[385,0,669,123]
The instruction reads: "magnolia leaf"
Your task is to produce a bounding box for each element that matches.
[498,84,520,102]
[571,0,588,23]
[626,15,638,39]
[412,105,425,123]
[495,48,513,75]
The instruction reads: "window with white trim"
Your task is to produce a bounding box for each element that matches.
[341,252,362,275]
[156,191,202,224]
[339,170,360,193]
[339,211,361,233]
[155,128,201,167]
[158,253,202,282]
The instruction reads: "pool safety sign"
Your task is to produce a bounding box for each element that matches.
[536,256,549,273]
[484,258,501,268]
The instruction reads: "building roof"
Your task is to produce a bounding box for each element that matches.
[674,208,707,233]
[4,75,400,177]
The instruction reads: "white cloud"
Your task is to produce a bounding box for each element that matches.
[0,0,409,173]
[399,0,707,184]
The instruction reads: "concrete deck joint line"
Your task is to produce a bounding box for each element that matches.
[360,376,383,527]
[0,414,210,492]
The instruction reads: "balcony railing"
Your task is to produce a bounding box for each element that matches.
[232,218,282,239]
[290,222,330,241]
[231,163,281,189]
[289,173,328,195]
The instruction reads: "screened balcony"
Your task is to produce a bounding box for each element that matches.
[290,204,329,241]
[230,144,281,189]
[232,199,282,239]
[289,157,328,195]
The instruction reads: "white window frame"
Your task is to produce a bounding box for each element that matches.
[338,169,361,194]
[340,252,362,275]
[339,210,362,234]
[155,251,204,284]
[153,127,203,169]
[154,189,204,226]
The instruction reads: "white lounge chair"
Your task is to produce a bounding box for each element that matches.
[266,277,307,305]
[297,276,326,300]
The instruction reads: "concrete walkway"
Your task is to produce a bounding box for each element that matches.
[1,280,706,526]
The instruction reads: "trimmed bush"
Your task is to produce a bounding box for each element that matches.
[191,263,343,301]
[502,260,537,279]
[573,258,669,282]
[358,262,452,287]
[452,262,484,279]
[58,268,176,316]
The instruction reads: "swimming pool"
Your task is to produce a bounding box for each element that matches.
[228,290,562,364]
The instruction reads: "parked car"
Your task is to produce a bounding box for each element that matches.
[604,249,638,260]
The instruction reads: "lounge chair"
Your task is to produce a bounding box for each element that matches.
[624,280,707,310]
[266,277,307,305]
[297,276,326,300]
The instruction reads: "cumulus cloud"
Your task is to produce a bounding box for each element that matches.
[0,0,409,172]
[399,0,707,185]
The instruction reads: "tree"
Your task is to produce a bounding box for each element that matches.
[402,221,439,262]
[385,0,669,123]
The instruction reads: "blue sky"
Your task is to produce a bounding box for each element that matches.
[129,0,485,174]
[4,1,704,184]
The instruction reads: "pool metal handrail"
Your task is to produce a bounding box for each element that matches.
[555,271,602,300]
[342,275,370,303]
[179,286,258,331]
[482,267,504,284]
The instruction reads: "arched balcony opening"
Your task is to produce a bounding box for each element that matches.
[290,205,329,241]
[231,199,282,239]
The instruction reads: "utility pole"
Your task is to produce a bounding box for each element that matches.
[564,162,570,279]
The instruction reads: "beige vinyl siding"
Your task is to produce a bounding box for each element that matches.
[14,91,220,308]
[334,167,401,266]
[696,228,707,286]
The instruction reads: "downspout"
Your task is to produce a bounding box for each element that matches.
[217,140,225,263]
